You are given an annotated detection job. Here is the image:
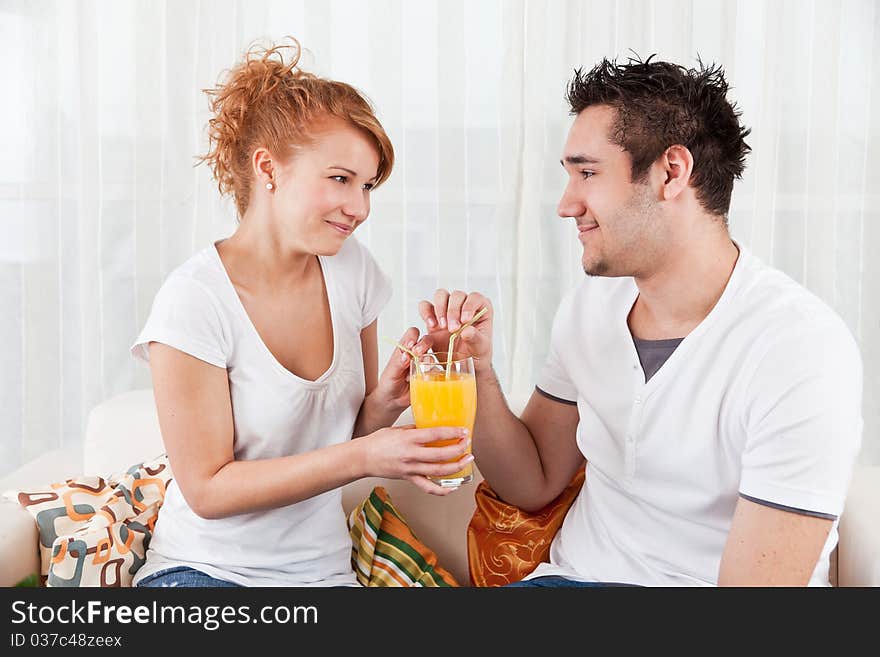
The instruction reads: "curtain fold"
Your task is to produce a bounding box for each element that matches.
[1,0,877,476]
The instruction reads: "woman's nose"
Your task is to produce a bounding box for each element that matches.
[343,189,370,221]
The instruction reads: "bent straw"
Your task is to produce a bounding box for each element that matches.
[444,307,488,379]
[381,336,425,376]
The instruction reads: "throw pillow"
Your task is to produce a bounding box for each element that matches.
[7,454,172,587]
[467,467,585,586]
[9,458,457,588]
[348,486,459,587]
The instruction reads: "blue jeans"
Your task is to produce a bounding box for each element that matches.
[505,576,640,587]
[136,566,243,588]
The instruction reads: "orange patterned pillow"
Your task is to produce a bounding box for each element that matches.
[466,467,585,586]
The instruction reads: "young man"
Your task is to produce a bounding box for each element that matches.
[418,57,863,586]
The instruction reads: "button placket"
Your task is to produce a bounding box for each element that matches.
[625,375,645,481]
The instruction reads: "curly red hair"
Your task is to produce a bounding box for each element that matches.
[199,37,394,217]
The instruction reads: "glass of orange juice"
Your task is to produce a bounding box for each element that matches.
[409,351,476,487]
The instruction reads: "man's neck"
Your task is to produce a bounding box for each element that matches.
[628,233,740,341]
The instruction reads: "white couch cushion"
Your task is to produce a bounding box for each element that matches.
[84,389,164,475]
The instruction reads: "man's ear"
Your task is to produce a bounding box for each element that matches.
[659,144,694,201]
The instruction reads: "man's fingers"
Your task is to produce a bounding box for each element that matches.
[460,294,489,324]
[433,289,452,329]
[446,290,468,331]
[418,300,439,330]
[460,326,486,345]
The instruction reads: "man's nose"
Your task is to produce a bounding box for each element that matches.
[557,185,585,219]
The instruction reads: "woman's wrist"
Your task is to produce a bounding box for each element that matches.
[359,389,406,432]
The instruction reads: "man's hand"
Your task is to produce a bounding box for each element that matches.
[418,290,493,371]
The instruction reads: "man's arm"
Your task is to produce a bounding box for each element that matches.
[723,321,863,586]
[718,497,833,586]
[472,374,583,511]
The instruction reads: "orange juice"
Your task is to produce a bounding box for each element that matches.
[410,370,477,486]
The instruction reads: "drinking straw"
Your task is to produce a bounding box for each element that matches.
[444,307,488,379]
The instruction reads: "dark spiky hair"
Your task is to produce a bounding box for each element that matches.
[566,54,751,219]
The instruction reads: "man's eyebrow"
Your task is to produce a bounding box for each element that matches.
[329,166,378,181]
[561,155,601,166]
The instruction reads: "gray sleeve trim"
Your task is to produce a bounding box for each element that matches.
[535,386,578,406]
[739,493,838,521]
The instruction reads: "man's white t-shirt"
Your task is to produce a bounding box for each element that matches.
[130,236,391,587]
[532,244,863,587]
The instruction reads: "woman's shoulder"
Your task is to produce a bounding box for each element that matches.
[325,235,388,281]
[327,236,392,326]
[151,244,230,314]
[134,244,232,367]
[156,244,228,297]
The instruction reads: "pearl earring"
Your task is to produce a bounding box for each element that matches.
[266,182,274,191]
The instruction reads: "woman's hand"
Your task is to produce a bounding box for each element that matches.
[371,327,432,412]
[418,290,494,372]
[360,424,472,495]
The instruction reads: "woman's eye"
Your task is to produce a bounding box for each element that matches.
[580,170,594,180]
[332,175,348,183]
[362,183,375,191]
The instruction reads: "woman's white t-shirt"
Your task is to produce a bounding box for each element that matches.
[130,236,392,587]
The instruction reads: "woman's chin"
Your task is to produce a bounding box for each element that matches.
[314,239,346,257]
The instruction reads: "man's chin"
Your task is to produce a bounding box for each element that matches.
[582,258,610,277]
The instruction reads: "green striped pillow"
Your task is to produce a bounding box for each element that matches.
[348,486,459,587]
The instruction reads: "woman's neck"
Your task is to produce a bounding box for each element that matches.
[219,215,316,290]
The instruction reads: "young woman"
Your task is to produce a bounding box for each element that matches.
[130,39,471,587]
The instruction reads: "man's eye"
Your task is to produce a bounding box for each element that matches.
[580,170,594,180]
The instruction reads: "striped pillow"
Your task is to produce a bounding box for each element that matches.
[348,486,459,587]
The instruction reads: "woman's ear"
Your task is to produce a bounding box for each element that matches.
[660,144,694,201]
[252,147,275,185]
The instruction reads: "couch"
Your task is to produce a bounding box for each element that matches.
[2,389,879,587]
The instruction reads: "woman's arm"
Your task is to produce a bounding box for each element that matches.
[149,341,471,519]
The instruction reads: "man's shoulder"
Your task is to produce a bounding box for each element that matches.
[733,252,858,357]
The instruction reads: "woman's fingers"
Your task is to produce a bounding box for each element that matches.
[398,326,420,347]
[416,439,471,463]
[409,426,469,445]
[410,476,457,496]
[392,326,421,365]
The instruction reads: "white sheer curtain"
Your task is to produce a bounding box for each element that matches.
[1,0,877,477]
